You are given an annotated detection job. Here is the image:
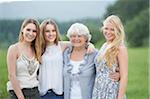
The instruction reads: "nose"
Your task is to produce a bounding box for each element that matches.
[29,30,33,34]
[105,29,111,34]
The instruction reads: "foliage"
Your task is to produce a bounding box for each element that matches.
[103,0,149,47]
[125,8,149,47]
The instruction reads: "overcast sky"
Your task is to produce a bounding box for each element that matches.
[0,0,117,22]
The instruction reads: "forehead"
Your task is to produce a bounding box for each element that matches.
[46,24,55,29]
[24,23,36,29]
[70,33,84,36]
[103,22,114,28]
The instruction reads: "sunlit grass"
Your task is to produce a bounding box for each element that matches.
[0,47,148,98]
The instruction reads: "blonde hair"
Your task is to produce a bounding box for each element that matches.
[18,18,40,62]
[100,15,125,67]
[38,19,61,63]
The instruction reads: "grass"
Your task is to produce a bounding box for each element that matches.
[0,49,8,98]
[0,47,149,99]
[126,47,149,99]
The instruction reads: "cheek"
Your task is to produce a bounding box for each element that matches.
[33,32,37,37]
[82,38,87,43]
[70,38,75,43]
[45,33,49,37]
[103,30,106,34]
[53,32,57,37]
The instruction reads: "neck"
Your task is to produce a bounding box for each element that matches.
[21,41,32,47]
[47,42,55,46]
[73,46,86,52]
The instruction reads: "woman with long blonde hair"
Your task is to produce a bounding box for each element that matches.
[92,15,128,99]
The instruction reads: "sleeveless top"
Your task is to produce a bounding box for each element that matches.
[92,43,126,99]
[7,54,39,91]
[38,42,63,96]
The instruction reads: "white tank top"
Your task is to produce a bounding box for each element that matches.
[7,54,39,91]
[38,42,63,96]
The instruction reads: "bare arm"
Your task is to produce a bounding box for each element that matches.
[117,45,128,99]
[60,41,95,53]
[7,44,25,99]
[59,41,71,52]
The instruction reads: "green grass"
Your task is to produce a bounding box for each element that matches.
[126,47,149,99]
[0,47,149,98]
[0,49,8,98]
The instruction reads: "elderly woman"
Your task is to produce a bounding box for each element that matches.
[63,23,98,99]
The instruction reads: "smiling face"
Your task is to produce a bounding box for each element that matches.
[22,23,37,42]
[103,22,116,42]
[44,24,57,45]
[70,33,87,48]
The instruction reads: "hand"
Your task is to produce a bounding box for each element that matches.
[109,72,120,81]
[86,43,95,54]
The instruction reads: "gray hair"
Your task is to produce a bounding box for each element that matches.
[67,23,92,42]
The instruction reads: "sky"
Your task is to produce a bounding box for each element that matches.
[0,0,117,22]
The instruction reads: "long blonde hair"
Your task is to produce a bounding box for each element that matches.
[100,15,125,67]
[18,18,41,62]
[38,19,61,63]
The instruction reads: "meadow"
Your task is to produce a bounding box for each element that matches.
[0,47,148,99]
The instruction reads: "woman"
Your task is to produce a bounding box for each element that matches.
[63,23,98,99]
[92,15,128,99]
[38,19,65,99]
[7,18,41,99]
[38,19,94,99]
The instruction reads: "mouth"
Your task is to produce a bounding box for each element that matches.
[25,33,35,40]
[105,33,112,38]
[47,35,55,39]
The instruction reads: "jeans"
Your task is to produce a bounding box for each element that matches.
[41,90,63,99]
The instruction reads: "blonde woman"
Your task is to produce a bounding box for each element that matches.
[92,15,128,99]
[7,19,41,99]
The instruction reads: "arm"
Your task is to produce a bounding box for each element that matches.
[117,45,128,99]
[59,41,71,52]
[7,45,25,99]
[60,41,95,53]
[86,42,95,54]
[109,66,120,81]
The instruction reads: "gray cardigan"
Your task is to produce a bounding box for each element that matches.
[63,46,98,99]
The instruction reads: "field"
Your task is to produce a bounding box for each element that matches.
[0,47,149,99]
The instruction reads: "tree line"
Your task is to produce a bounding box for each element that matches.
[0,0,149,48]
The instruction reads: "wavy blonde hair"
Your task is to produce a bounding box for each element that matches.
[38,19,61,63]
[18,18,40,62]
[100,15,125,67]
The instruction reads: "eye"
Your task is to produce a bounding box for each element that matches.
[26,28,31,31]
[52,29,56,32]
[104,27,108,30]
[70,35,76,38]
[78,35,82,37]
[33,30,37,32]
[110,28,114,31]
[45,30,50,32]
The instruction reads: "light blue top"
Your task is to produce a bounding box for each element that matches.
[63,46,98,99]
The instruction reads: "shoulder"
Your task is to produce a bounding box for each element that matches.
[8,43,19,53]
[7,43,19,58]
[63,45,72,54]
[118,44,127,51]
[88,49,98,58]
[118,44,128,56]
